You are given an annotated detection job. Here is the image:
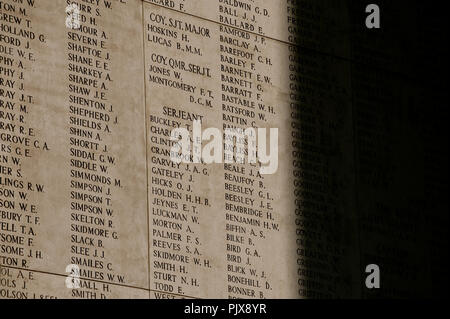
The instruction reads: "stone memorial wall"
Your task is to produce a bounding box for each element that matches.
[0,0,447,299]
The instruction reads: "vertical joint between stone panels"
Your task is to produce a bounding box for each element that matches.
[140,0,151,299]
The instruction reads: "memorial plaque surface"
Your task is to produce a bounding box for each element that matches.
[0,0,447,299]
[143,0,351,57]
[144,1,299,299]
[1,0,148,298]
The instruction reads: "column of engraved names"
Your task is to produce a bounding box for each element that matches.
[145,4,214,298]
[144,0,293,298]
[218,1,281,299]
[0,0,48,299]
[67,0,128,298]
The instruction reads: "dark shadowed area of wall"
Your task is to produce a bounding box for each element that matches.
[291,0,448,298]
